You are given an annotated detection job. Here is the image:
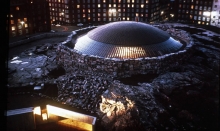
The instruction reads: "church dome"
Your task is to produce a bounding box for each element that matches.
[74,21,184,59]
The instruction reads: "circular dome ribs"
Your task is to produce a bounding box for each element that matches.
[87,21,170,46]
[74,21,184,59]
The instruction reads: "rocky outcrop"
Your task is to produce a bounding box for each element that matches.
[7,24,219,131]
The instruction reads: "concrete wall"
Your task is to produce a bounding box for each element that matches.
[46,105,96,131]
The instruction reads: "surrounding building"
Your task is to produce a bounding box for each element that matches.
[9,0,51,38]
[210,0,220,27]
[8,0,219,38]
[47,0,219,27]
[175,0,214,25]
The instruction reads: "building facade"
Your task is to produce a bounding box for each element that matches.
[9,0,51,38]
[210,0,220,27]
[48,0,173,25]
[174,0,214,25]
[48,0,219,26]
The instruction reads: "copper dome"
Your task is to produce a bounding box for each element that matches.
[74,21,184,59]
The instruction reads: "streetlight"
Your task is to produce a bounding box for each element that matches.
[20,21,24,35]
[61,12,64,24]
[160,11,164,22]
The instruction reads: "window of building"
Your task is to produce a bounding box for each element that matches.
[16,7,19,10]
[10,20,14,24]
[11,26,15,31]
[199,6,202,10]
[195,5,198,9]
[214,5,217,8]
[77,5,80,8]
[194,16,197,20]
[25,24,28,28]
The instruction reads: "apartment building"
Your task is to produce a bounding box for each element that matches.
[174,0,214,25]
[9,0,51,38]
[48,0,173,25]
[210,0,220,27]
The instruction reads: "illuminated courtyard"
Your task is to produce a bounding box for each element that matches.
[7,22,219,131]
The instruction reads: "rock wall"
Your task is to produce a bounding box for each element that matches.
[56,26,194,79]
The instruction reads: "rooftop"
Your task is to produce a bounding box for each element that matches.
[74,21,184,59]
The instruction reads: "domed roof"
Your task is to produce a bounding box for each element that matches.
[74,21,184,59]
[87,21,170,45]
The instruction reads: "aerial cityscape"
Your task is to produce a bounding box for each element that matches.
[7,0,219,131]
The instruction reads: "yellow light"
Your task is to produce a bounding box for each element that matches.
[109,9,116,13]
[20,21,24,25]
[46,105,96,125]
[33,106,41,115]
[107,47,146,59]
[42,113,48,120]
[58,119,93,131]
[203,11,211,16]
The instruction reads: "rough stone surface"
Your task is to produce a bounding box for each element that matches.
[7,24,219,131]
